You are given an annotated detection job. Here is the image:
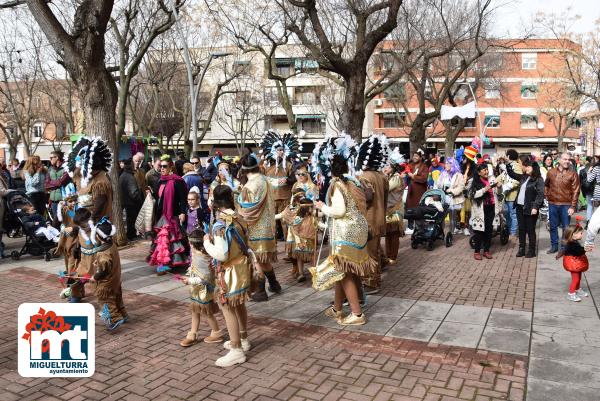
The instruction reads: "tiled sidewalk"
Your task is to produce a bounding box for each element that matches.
[1,267,527,401]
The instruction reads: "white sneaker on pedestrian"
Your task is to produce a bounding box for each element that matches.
[567,292,582,302]
[404,227,414,235]
[224,338,251,352]
[215,348,246,367]
[576,288,589,298]
[453,228,461,235]
[463,228,470,236]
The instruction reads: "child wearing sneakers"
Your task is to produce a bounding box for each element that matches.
[559,222,589,302]
[179,228,224,347]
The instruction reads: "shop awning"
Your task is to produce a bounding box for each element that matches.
[295,114,326,120]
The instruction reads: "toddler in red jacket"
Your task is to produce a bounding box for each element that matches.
[559,221,589,302]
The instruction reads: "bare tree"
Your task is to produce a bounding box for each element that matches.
[383,0,494,154]
[108,0,179,137]
[276,0,403,141]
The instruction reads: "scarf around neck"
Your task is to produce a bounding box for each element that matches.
[159,174,184,219]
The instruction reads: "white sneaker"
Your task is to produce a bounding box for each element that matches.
[463,228,470,236]
[404,228,414,235]
[224,338,251,352]
[453,228,461,235]
[576,289,589,298]
[567,292,582,302]
[215,348,246,367]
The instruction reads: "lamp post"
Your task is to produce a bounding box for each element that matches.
[168,0,231,154]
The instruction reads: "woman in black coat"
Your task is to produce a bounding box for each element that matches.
[507,159,544,258]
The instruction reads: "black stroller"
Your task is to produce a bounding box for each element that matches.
[405,189,452,251]
[4,190,56,261]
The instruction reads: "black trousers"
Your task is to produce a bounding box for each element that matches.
[516,205,538,252]
[474,204,494,252]
[124,205,140,240]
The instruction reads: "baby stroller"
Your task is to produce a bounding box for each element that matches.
[4,190,56,261]
[469,190,510,249]
[405,189,452,251]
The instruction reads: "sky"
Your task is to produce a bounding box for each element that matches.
[493,0,599,37]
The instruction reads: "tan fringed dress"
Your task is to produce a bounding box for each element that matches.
[187,249,219,315]
[237,173,277,263]
[321,176,376,278]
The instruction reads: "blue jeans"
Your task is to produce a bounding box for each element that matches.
[548,204,571,249]
[505,201,518,235]
[586,194,594,221]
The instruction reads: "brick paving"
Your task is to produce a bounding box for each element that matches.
[1,267,527,401]
[120,232,536,312]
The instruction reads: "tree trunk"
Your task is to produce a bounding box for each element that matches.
[276,81,297,134]
[409,115,428,155]
[339,72,367,142]
[79,67,127,246]
[443,119,465,157]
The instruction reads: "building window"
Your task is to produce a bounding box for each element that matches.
[294,59,318,73]
[235,90,251,103]
[264,87,279,104]
[464,118,476,128]
[381,112,406,128]
[294,87,321,105]
[477,52,503,71]
[520,114,538,129]
[298,118,325,134]
[484,115,500,128]
[384,82,405,101]
[233,60,251,75]
[31,123,44,138]
[198,120,211,131]
[521,83,538,99]
[273,60,292,77]
[522,53,537,70]
[484,82,501,99]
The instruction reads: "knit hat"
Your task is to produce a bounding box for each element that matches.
[464,146,477,161]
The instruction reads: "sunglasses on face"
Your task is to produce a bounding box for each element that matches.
[191,162,199,165]
[160,164,169,168]
[296,172,307,177]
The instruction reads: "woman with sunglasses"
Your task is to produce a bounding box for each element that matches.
[148,155,190,275]
[280,163,318,282]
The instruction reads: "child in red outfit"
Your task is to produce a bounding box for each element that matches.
[559,223,589,302]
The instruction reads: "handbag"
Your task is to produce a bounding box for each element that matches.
[135,192,155,235]
[309,216,344,291]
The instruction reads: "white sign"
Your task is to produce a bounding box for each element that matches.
[18,303,95,377]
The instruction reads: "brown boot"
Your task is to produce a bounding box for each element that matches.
[203,330,224,344]
[180,331,197,347]
[291,259,299,278]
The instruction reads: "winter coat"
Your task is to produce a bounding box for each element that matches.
[506,166,545,216]
[24,171,46,195]
[45,165,71,202]
[0,176,11,232]
[405,162,428,209]
[544,167,580,207]
[119,167,143,207]
[469,184,499,232]
[183,172,202,191]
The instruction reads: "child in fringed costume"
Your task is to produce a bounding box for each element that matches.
[208,158,241,208]
[148,155,190,275]
[237,151,281,302]
[276,186,318,283]
[55,183,83,302]
[74,209,128,330]
[65,136,113,223]
[383,148,407,264]
[355,134,390,293]
[260,130,301,241]
[204,185,253,367]
[179,228,224,347]
[62,137,114,302]
[312,134,377,326]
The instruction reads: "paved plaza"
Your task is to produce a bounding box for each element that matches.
[0,224,598,401]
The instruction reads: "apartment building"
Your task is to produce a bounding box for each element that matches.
[371,39,582,156]
[580,109,600,156]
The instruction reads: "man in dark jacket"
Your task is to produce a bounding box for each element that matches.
[119,159,144,240]
[45,151,71,223]
[174,149,186,177]
[145,150,162,193]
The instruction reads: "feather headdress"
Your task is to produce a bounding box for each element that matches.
[355,133,390,173]
[310,133,358,184]
[259,130,301,172]
[387,147,406,166]
[66,136,113,189]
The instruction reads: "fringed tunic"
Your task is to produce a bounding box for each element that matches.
[187,249,219,315]
[237,173,277,263]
